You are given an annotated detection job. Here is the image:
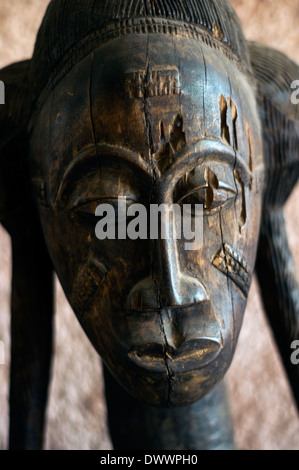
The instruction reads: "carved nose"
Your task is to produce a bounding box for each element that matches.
[127,235,207,311]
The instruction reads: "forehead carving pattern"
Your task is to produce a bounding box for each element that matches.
[30,14,250,120]
[125,67,181,99]
[29,0,253,130]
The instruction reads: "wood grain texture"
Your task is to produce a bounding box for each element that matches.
[0,0,298,450]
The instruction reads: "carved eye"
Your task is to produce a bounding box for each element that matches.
[177,185,236,215]
[67,165,144,220]
[73,197,137,220]
[74,199,100,216]
[176,166,237,215]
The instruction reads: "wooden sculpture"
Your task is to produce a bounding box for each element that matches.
[0,0,298,450]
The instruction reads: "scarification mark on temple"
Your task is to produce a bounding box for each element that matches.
[218,95,252,232]
[228,97,238,151]
[234,169,247,233]
[219,95,239,151]
[219,94,231,145]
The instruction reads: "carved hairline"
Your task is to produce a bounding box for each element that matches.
[28,16,253,131]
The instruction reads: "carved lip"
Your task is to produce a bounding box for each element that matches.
[128,337,221,374]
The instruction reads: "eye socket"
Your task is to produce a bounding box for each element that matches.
[177,184,236,215]
[74,199,101,216]
[73,196,138,220]
[175,165,238,216]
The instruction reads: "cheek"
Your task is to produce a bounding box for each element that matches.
[38,206,150,306]
[37,207,92,293]
[181,187,262,327]
[215,189,262,337]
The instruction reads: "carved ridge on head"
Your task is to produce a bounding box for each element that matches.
[248,41,299,209]
[28,0,252,127]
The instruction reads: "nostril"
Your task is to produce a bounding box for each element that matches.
[127,277,161,311]
[131,290,143,311]
[162,273,207,308]
[127,273,208,312]
[178,273,208,306]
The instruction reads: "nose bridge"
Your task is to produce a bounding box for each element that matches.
[126,180,207,311]
[127,219,207,311]
[151,223,181,306]
[152,231,207,307]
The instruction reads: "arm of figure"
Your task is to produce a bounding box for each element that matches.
[249,42,299,411]
[0,61,54,449]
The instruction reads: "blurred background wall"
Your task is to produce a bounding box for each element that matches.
[0,0,298,450]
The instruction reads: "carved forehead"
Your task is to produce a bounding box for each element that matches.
[29,0,251,109]
[30,34,262,195]
[88,34,260,156]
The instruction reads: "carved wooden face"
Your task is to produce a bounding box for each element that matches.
[29,34,264,406]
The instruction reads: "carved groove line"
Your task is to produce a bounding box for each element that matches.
[30,17,250,129]
[212,243,250,297]
[71,258,107,317]
[125,67,181,99]
[153,114,186,172]
[260,96,299,207]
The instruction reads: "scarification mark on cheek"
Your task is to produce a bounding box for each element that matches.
[71,257,107,317]
[212,243,251,297]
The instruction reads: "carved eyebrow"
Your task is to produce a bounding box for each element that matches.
[161,138,251,197]
[55,144,153,205]
[55,139,250,204]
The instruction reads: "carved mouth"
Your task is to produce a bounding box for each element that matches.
[126,302,222,373]
[128,337,221,374]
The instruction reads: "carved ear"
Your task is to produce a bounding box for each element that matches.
[248,42,299,410]
[0,61,54,449]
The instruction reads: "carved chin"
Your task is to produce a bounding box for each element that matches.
[78,314,232,407]
[108,347,232,408]
[124,341,224,406]
[71,286,234,407]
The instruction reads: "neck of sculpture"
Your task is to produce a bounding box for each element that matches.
[103,366,236,450]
